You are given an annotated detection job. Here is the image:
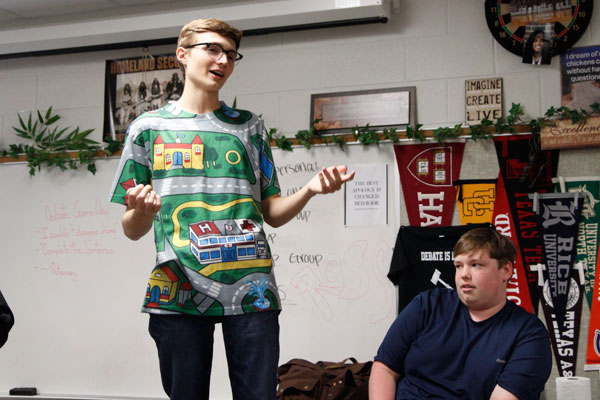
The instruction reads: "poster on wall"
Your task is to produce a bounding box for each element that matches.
[103,52,183,142]
[464,78,503,126]
[560,45,600,112]
[344,163,388,227]
[310,87,416,134]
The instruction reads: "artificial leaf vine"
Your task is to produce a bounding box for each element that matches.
[0,107,112,176]
[1,102,596,176]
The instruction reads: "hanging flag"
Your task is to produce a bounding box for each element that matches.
[494,134,559,312]
[493,174,534,314]
[454,178,497,224]
[394,142,465,227]
[553,176,600,310]
[531,192,584,377]
[585,250,600,371]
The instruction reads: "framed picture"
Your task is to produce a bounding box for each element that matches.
[522,25,553,65]
[103,52,183,142]
[310,87,416,133]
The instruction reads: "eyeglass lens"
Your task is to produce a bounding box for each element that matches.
[205,43,241,64]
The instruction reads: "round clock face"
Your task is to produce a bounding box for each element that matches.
[485,0,593,58]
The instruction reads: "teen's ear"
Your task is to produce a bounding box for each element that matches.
[176,47,188,69]
[501,261,513,282]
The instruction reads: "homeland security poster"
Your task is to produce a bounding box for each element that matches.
[104,53,183,142]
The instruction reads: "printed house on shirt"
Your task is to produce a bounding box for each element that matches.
[189,219,268,270]
[146,266,192,308]
[153,134,204,170]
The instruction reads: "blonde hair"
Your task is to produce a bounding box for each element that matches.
[178,18,242,50]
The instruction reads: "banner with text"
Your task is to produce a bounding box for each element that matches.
[553,176,600,310]
[494,134,559,312]
[493,175,534,314]
[394,142,465,227]
[532,192,584,377]
[585,251,600,370]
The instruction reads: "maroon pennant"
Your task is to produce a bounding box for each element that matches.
[394,142,465,227]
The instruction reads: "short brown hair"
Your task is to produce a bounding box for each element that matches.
[453,228,516,269]
[178,18,242,50]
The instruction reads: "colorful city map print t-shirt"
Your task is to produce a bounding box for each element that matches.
[108,102,281,316]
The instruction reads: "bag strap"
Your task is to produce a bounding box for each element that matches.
[320,357,358,369]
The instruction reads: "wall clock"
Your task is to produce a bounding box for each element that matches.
[485,0,592,58]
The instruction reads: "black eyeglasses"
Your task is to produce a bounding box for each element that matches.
[185,42,243,65]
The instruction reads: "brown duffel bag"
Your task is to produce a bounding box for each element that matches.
[277,357,372,400]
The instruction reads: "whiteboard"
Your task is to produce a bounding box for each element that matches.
[0,144,398,399]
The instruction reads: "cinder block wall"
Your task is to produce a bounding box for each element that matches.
[1,1,599,399]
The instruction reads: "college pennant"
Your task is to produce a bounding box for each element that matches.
[531,192,584,377]
[494,134,559,313]
[394,142,465,227]
[585,251,600,370]
[553,177,600,310]
[493,175,534,313]
[454,178,497,224]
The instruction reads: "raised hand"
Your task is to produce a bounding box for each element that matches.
[126,184,162,215]
[307,165,355,195]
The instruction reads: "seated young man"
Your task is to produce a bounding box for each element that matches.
[370,228,552,400]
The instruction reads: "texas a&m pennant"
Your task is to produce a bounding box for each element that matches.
[394,142,465,227]
[494,134,559,313]
[531,192,584,377]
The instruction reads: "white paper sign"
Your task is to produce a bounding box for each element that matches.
[344,163,388,226]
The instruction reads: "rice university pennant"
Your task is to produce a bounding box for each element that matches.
[553,177,600,310]
[394,142,465,227]
[531,192,584,377]
[494,134,559,313]
[554,178,600,371]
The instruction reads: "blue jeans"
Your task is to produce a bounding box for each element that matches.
[148,311,280,400]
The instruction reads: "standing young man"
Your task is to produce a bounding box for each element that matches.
[369,228,552,400]
[108,18,354,400]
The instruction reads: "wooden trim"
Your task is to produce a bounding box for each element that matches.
[0,124,533,164]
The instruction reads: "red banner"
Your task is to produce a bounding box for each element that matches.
[493,175,534,314]
[394,143,465,227]
[494,134,559,313]
[586,250,600,370]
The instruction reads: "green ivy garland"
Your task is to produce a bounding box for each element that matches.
[1,102,598,175]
